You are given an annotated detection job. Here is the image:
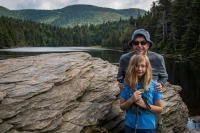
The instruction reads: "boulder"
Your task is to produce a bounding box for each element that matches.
[0,52,190,133]
[162,83,189,133]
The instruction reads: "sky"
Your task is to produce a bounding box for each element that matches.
[0,0,155,11]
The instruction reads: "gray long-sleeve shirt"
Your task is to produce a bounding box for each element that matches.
[117,51,168,86]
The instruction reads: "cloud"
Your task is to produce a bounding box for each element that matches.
[0,0,155,11]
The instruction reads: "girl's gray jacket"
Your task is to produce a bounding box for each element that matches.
[117,51,168,86]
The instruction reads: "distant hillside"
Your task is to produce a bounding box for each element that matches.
[0,4,146,27]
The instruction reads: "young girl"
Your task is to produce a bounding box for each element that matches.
[120,54,163,133]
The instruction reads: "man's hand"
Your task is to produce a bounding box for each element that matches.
[118,82,124,91]
[155,83,162,92]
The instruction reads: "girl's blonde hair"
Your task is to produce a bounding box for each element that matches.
[124,54,152,90]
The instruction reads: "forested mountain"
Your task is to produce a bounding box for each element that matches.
[0,16,128,48]
[0,4,146,27]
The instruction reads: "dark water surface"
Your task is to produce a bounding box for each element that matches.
[0,47,199,130]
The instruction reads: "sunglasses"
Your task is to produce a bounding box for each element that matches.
[132,41,147,46]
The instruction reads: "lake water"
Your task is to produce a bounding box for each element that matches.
[0,47,199,130]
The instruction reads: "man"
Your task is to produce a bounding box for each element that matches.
[117,29,168,133]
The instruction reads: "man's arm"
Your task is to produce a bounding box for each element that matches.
[149,53,168,92]
[117,57,125,90]
[117,52,133,79]
[117,52,134,90]
[117,56,125,79]
[157,56,168,86]
[117,56,126,90]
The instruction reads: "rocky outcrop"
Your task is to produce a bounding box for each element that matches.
[0,52,190,133]
[162,83,190,133]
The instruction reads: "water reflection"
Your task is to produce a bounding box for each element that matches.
[0,47,124,64]
[187,118,200,130]
[165,58,200,117]
[0,47,111,52]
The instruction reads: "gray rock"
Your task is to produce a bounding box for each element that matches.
[0,52,190,133]
[162,83,190,133]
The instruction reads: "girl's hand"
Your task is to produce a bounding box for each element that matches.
[135,98,146,108]
[129,90,142,103]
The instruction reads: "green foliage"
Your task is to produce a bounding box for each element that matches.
[123,0,200,60]
[0,16,128,49]
[84,119,108,133]
[76,96,82,102]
